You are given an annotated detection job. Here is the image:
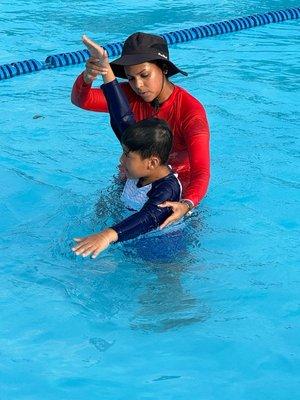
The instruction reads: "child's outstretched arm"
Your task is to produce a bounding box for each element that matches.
[72,228,118,259]
[72,177,181,258]
[72,200,171,259]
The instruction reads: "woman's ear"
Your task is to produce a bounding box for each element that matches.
[161,63,168,75]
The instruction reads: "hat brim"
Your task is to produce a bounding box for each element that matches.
[110,54,187,79]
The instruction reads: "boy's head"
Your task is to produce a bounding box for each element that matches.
[121,118,173,179]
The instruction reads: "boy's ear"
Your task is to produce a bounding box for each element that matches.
[148,156,160,169]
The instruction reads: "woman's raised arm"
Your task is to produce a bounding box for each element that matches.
[71,35,116,112]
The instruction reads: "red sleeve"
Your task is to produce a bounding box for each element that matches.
[71,72,109,112]
[181,106,210,207]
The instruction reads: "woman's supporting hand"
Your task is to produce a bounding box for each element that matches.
[158,201,191,229]
[72,228,118,259]
[82,35,115,84]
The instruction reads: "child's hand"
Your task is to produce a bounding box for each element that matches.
[82,35,111,83]
[82,35,108,63]
[72,228,118,259]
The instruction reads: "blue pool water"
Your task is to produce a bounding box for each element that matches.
[0,1,299,399]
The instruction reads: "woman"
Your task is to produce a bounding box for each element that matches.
[71,32,210,228]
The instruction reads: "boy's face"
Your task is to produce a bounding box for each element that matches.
[120,147,151,179]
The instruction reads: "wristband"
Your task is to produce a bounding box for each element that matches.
[179,199,194,212]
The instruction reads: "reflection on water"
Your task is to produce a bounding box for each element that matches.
[131,261,211,332]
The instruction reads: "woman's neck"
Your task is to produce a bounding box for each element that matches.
[157,79,174,104]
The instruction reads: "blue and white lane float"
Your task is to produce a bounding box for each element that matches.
[0,7,299,81]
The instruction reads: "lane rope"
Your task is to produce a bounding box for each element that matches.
[1,7,299,81]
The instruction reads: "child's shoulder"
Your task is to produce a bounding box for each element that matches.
[149,172,182,202]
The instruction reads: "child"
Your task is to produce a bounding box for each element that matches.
[72,118,182,258]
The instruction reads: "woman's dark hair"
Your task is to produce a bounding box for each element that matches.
[121,118,173,165]
[152,60,169,77]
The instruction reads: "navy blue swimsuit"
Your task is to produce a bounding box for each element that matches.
[101,79,181,242]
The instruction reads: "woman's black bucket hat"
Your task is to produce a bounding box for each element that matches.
[110,32,188,79]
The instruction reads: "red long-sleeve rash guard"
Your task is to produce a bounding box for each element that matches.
[71,72,210,206]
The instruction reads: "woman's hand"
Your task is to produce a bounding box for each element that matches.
[72,228,118,259]
[158,201,191,229]
[82,35,114,84]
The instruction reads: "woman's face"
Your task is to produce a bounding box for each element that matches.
[124,62,164,103]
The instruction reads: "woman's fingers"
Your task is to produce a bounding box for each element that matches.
[86,61,100,72]
[160,214,178,229]
[84,59,109,81]
[158,201,190,229]
[85,66,108,76]
[86,57,107,68]
[158,201,178,229]
[158,201,173,209]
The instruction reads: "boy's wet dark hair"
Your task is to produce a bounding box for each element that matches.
[121,118,173,165]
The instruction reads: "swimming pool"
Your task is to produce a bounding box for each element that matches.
[1,1,299,398]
